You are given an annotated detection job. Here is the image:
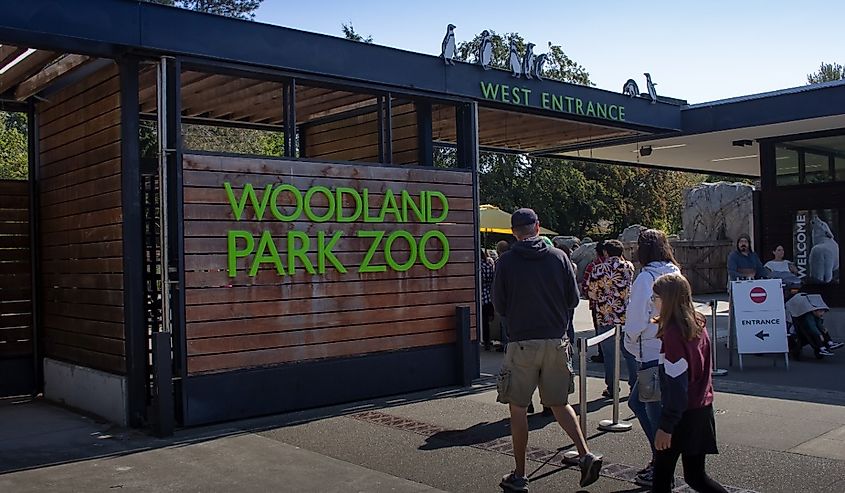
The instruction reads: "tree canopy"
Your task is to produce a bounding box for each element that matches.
[341,23,373,43]
[0,112,27,180]
[145,0,263,19]
[807,62,845,84]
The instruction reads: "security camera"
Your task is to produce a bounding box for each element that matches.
[639,145,652,157]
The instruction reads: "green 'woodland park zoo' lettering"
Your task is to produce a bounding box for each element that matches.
[222,182,451,277]
[480,81,625,122]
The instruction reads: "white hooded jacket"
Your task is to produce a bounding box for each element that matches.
[622,261,681,362]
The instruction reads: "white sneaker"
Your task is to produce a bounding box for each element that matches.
[828,341,844,350]
[819,347,834,356]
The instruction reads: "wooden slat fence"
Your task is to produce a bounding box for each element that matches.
[0,180,33,359]
[37,64,125,374]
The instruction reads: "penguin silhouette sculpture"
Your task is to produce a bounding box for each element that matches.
[623,79,639,97]
[645,73,658,104]
[441,24,457,65]
[508,39,522,77]
[533,53,547,80]
[521,43,536,80]
[478,30,493,70]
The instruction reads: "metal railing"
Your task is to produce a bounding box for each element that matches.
[709,299,728,376]
[576,325,632,435]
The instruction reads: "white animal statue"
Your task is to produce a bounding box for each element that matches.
[478,30,493,70]
[508,39,522,77]
[440,24,457,65]
[809,216,840,283]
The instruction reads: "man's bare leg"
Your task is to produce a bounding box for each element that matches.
[550,404,589,457]
[509,404,529,476]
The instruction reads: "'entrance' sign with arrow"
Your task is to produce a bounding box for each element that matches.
[731,279,789,355]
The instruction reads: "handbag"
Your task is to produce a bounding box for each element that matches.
[637,336,661,402]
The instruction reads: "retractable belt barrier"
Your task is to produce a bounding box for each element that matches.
[575,325,632,436]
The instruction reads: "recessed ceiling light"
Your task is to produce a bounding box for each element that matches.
[0,48,36,75]
[631,144,686,153]
[711,154,758,162]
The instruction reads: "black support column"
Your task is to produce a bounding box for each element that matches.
[415,101,434,167]
[119,56,147,428]
[283,79,296,158]
[455,102,480,381]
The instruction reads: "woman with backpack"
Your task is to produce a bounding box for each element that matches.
[622,229,681,487]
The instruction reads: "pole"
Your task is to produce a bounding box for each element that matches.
[598,325,633,432]
[711,300,728,376]
[157,57,171,335]
[579,337,588,434]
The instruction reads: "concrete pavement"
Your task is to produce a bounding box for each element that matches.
[2,299,844,492]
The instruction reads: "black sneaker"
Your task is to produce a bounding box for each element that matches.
[579,452,603,487]
[527,403,535,414]
[636,461,653,476]
[828,341,844,350]
[819,347,834,356]
[601,389,612,399]
[635,465,654,487]
[500,472,529,492]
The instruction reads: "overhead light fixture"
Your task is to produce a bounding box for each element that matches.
[0,48,36,75]
[711,154,758,162]
[732,139,753,147]
[631,143,686,154]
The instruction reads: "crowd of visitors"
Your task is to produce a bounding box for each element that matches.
[486,208,728,492]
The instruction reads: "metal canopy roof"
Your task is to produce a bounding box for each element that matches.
[0,0,681,134]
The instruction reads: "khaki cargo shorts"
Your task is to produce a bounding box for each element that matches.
[496,338,574,408]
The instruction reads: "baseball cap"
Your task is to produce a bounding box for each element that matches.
[511,208,538,228]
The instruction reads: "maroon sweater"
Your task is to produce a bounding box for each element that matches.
[658,323,714,434]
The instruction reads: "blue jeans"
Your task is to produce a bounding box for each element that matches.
[622,345,661,454]
[597,325,617,392]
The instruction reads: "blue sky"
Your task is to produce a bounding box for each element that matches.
[255,0,842,104]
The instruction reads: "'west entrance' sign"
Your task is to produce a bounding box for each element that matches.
[480,81,626,121]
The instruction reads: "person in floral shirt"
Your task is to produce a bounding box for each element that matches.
[480,249,496,350]
[587,240,635,397]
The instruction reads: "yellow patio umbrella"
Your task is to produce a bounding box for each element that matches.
[479,204,557,235]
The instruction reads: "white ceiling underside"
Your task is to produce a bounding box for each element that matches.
[560,114,845,177]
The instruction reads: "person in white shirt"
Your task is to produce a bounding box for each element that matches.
[622,229,682,488]
[764,245,798,276]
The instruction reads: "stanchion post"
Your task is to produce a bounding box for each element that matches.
[598,325,632,432]
[711,300,728,376]
[578,337,588,435]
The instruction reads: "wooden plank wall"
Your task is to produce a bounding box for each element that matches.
[37,64,125,374]
[182,153,476,374]
[302,103,419,165]
[0,180,33,359]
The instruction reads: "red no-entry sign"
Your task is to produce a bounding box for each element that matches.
[750,287,767,304]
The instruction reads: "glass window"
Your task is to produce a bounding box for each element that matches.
[804,152,831,184]
[836,156,845,181]
[775,147,799,185]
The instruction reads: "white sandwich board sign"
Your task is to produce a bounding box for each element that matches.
[731,279,789,355]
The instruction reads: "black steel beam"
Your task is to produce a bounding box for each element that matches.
[283,80,296,157]
[119,55,147,428]
[455,101,481,379]
[165,57,187,426]
[27,101,42,394]
[416,101,434,167]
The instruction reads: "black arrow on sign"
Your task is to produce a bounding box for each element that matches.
[755,330,770,341]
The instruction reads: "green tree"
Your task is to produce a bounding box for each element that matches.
[455,31,591,86]
[145,0,262,19]
[0,112,28,180]
[341,23,373,43]
[807,62,845,84]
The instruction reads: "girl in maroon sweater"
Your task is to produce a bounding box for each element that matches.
[651,274,727,493]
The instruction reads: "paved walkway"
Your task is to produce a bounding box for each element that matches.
[2,299,844,492]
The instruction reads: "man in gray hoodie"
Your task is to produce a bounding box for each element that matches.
[493,208,603,492]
